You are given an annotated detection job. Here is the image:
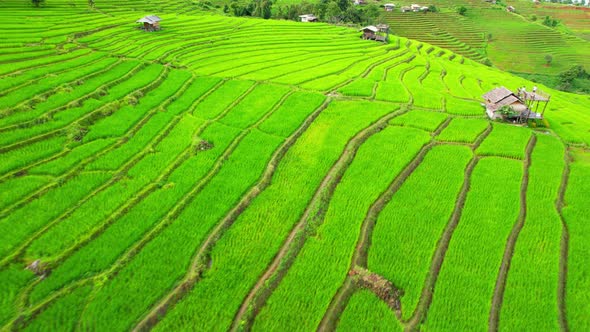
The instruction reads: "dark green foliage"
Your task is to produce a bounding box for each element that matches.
[544,54,553,66]
[457,6,467,16]
[558,65,590,93]
[31,0,45,7]
[229,0,272,19]
[428,5,438,13]
[542,16,558,27]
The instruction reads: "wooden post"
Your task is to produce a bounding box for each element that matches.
[542,96,550,116]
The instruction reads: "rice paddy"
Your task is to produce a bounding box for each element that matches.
[0,0,588,331]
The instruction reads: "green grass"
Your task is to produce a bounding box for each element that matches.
[369,144,472,320]
[154,101,395,331]
[336,290,403,332]
[499,134,564,331]
[252,126,430,331]
[390,109,448,132]
[437,117,489,143]
[477,123,532,159]
[0,2,587,330]
[425,157,523,330]
[562,148,590,332]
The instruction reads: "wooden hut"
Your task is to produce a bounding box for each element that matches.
[507,5,516,12]
[299,14,318,22]
[483,86,544,122]
[384,3,396,11]
[360,26,379,40]
[137,15,162,31]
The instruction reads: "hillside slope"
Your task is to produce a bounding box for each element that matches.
[0,1,588,331]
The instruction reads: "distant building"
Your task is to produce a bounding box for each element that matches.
[361,25,388,42]
[411,4,421,11]
[507,5,516,12]
[136,15,162,31]
[384,3,396,11]
[354,0,367,5]
[299,14,318,22]
[401,5,412,12]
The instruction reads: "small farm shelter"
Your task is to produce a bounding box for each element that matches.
[384,3,396,11]
[483,87,544,122]
[401,6,412,12]
[137,15,161,31]
[411,4,421,11]
[507,5,515,12]
[361,25,388,42]
[299,14,318,22]
[354,0,367,5]
[361,26,379,39]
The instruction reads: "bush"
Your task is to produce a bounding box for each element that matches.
[544,54,553,66]
[457,6,467,16]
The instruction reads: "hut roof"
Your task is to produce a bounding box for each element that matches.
[483,87,514,104]
[361,26,379,32]
[384,3,396,6]
[136,15,162,24]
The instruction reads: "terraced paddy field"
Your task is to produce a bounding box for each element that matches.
[0,0,589,331]
[382,0,590,77]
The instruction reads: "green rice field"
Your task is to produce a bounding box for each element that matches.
[0,0,588,331]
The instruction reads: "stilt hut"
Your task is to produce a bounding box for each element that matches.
[137,15,162,31]
[360,26,379,40]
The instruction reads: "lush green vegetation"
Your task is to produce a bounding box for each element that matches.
[0,0,587,331]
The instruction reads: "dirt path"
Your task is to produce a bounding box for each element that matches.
[405,124,492,330]
[488,135,536,331]
[557,146,571,332]
[230,107,409,332]
[131,98,333,332]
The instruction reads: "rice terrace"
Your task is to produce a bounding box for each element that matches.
[0,0,589,330]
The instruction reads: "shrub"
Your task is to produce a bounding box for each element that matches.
[457,6,467,16]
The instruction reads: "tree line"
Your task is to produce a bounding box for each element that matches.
[224,0,383,25]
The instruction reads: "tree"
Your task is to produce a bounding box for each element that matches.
[543,15,558,27]
[544,54,553,66]
[88,0,95,8]
[31,0,45,7]
[457,6,467,16]
[530,14,537,21]
[223,4,230,13]
[325,2,342,23]
[428,5,438,12]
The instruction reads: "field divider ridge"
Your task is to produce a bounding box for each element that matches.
[130,95,333,331]
[488,134,536,331]
[405,124,493,330]
[229,106,410,331]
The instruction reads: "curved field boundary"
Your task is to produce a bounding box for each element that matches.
[0,68,173,268]
[0,57,123,119]
[3,81,269,330]
[131,97,333,332]
[0,52,105,100]
[21,80,255,275]
[488,135,536,331]
[230,107,409,331]
[318,136,446,330]
[405,124,492,330]
[317,117,451,329]
[0,61,147,134]
[557,147,571,332]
